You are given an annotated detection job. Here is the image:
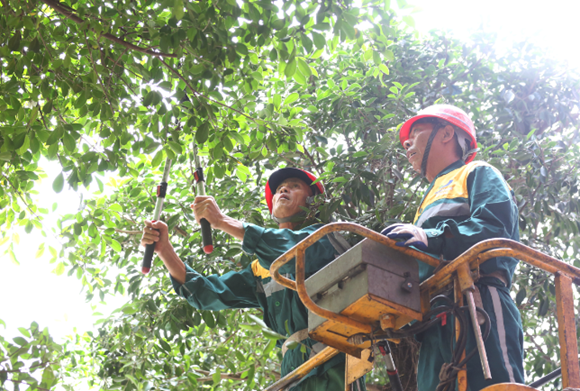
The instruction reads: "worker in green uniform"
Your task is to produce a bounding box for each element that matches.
[382,104,525,390]
[141,167,363,390]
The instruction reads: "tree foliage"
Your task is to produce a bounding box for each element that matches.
[1,0,580,389]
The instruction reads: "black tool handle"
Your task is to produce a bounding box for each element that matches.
[142,243,155,274]
[200,218,213,254]
[388,370,404,391]
[142,227,160,274]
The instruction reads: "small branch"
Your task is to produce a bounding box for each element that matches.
[297,143,317,167]
[113,228,142,235]
[84,32,115,114]
[5,379,52,391]
[158,58,271,127]
[38,0,177,58]
[1,173,43,222]
[105,47,128,92]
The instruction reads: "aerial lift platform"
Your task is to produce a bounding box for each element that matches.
[265,223,580,391]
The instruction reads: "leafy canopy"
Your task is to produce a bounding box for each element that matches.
[1,0,580,389]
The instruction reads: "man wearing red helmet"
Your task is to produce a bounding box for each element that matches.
[141,167,360,391]
[383,104,525,390]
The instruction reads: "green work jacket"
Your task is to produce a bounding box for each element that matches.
[170,223,344,384]
[414,160,520,286]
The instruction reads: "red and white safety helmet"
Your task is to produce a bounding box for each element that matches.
[265,167,325,214]
[399,104,478,163]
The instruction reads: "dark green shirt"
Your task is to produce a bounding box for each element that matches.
[413,160,520,286]
[170,222,344,382]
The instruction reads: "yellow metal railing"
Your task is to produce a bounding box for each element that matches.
[266,222,580,391]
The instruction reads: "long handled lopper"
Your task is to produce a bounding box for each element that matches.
[192,141,213,254]
[142,157,172,274]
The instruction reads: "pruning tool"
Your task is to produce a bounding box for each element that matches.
[193,141,213,254]
[142,156,172,274]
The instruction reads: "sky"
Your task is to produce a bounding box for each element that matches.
[1,0,580,368]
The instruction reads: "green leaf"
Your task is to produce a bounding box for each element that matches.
[379,64,390,75]
[172,0,184,20]
[285,58,296,78]
[63,132,76,152]
[273,94,282,109]
[13,336,28,346]
[151,150,164,168]
[196,122,210,144]
[311,31,326,50]
[283,93,299,106]
[297,58,312,77]
[110,239,122,252]
[236,43,248,56]
[202,311,216,328]
[168,140,182,155]
[54,262,65,276]
[52,173,64,193]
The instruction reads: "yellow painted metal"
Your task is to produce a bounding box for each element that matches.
[454,277,468,391]
[268,223,580,390]
[555,272,580,388]
[457,262,475,293]
[309,293,422,358]
[345,349,374,389]
[481,383,538,391]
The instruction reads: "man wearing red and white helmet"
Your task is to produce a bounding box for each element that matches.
[141,167,360,391]
[383,104,524,390]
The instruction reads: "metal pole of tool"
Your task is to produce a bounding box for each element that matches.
[377,341,404,391]
[192,141,213,254]
[465,291,492,380]
[141,157,172,274]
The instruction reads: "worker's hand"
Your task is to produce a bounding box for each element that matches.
[191,196,226,230]
[382,223,428,251]
[141,220,173,255]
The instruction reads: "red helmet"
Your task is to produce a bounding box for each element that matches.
[265,168,325,214]
[399,104,478,163]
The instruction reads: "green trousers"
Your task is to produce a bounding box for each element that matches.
[416,277,525,391]
[290,362,366,391]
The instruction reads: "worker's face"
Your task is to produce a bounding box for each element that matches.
[402,122,434,173]
[272,178,313,220]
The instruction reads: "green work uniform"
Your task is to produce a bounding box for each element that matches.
[170,223,349,390]
[412,160,525,391]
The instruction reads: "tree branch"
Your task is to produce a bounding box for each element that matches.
[6,378,52,391]
[158,58,272,127]
[38,0,177,58]
[84,32,115,114]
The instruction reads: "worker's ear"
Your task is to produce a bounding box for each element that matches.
[439,125,456,145]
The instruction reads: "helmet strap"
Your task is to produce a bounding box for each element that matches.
[420,123,443,178]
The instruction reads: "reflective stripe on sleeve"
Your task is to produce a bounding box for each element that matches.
[489,286,516,382]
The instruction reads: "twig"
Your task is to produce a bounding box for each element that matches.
[105,47,128,93]
[1,173,43,222]
[84,32,115,113]
[158,57,273,127]
[38,0,177,58]
[297,143,317,167]
[4,379,51,391]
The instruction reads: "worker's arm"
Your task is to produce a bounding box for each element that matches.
[140,220,258,309]
[141,220,186,283]
[170,263,260,311]
[241,223,336,275]
[423,165,519,259]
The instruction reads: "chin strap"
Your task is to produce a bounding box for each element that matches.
[420,123,444,178]
[271,196,316,224]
